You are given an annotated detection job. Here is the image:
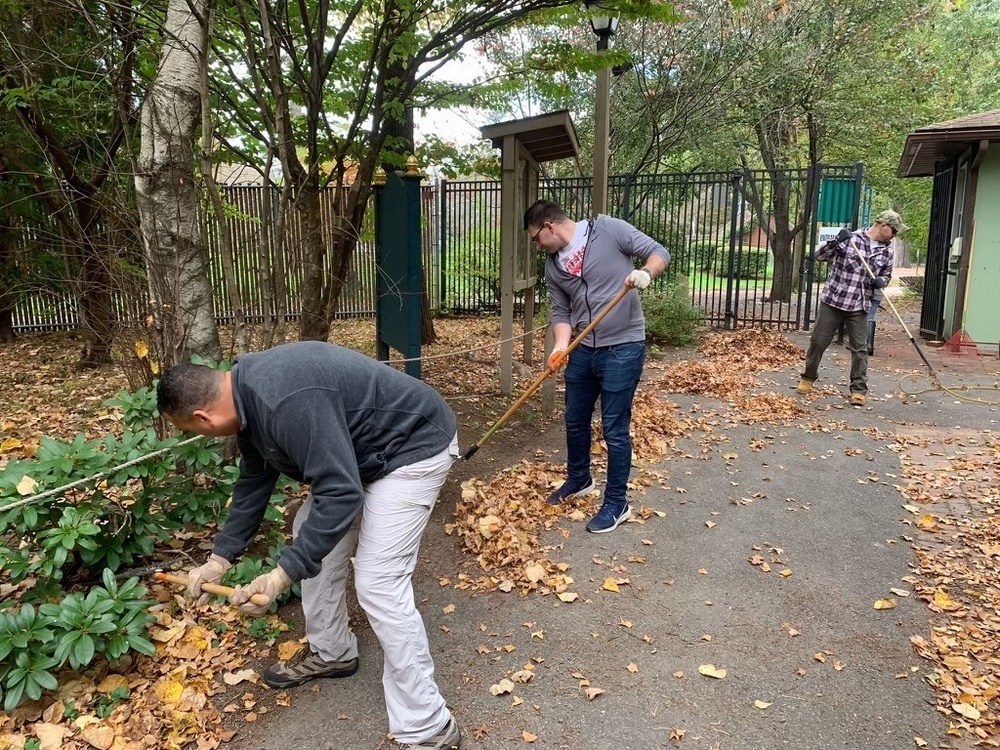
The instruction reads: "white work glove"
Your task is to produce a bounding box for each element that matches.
[186,553,232,605]
[626,269,652,290]
[231,566,293,617]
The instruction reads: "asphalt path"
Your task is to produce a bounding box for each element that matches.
[228,314,1000,750]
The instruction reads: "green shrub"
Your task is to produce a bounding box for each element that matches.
[642,278,704,347]
[714,248,770,278]
[0,570,155,711]
[0,384,256,589]
[688,241,723,273]
[0,381,292,710]
[899,275,923,300]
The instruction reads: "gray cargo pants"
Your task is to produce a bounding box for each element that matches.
[802,302,869,393]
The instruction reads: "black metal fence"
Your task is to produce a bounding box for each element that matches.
[13,164,866,334]
[543,164,868,329]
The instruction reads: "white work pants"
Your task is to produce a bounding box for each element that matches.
[292,434,458,744]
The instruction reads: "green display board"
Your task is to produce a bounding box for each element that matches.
[816,178,857,226]
[375,171,422,379]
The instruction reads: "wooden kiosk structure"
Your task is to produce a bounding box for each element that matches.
[480,110,580,396]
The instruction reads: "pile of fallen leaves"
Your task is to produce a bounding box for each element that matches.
[445,387,706,597]
[659,359,758,401]
[608,394,689,462]
[896,435,1000,744]
[697,328,803,371]
[732,392,808,423]
[445,461,601,596]
[659,328,804,407]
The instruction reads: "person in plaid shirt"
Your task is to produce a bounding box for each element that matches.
[797,210,905,407]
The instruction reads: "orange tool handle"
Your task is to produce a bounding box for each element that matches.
[154,571,269,606]
[461,284,633,459]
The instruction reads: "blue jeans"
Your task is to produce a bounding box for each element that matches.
[563,342,646,506]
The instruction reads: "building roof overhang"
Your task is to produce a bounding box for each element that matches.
[480,110,579,163]
[898,110,1000,178]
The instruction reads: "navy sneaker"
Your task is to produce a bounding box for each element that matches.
[586,503,631,533]
[546,476,596,505]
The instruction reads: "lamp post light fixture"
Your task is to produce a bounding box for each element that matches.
[583,2,619,215]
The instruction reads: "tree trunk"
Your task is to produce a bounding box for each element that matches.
[135,0,221,368]
[44,195,120,367]
[744,113,802,305]
[324,179,374,328]
[0,307,15,344]
[77,227,118,366]
[257,153,290,349]
[420,289,437,345]
[296,179,331,341]
[0,231,16,344]
[767,175,794,303]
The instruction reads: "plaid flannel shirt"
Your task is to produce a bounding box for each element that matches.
[816,229,893,313]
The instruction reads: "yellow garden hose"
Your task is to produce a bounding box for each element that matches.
[897,373,1000,406]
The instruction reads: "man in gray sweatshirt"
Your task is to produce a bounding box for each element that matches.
[157,342,460,750]
[524,200,669,533]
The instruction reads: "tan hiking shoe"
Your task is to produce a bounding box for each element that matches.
[849,393,866,407]
[262,651,358,688]
[391,716,461,749]
[796,379,814,395]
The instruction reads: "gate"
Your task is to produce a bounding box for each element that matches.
[920,164,955,339]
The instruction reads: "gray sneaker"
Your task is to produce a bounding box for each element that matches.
[391,716,461,749]
[261,651,358,689]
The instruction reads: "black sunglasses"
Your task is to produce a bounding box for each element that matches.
[530,224,547,244]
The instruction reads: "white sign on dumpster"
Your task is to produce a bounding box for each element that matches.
[818,225,848,245]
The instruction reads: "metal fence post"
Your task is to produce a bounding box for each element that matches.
[439,178,448,310]
[621,172,633,223]
[724,170,741,330]
[801,164,822,331]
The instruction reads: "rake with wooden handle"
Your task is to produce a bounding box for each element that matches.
[461,284,633,460]
[154,571,269,606]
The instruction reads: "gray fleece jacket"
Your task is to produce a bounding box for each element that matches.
[546,215,671,347]
[212,341,456,581]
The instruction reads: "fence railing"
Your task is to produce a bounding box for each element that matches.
[12,164,865,333]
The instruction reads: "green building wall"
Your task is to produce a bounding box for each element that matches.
[965,147,1000,349]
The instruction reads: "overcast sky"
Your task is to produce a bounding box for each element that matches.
[414,52,492,148]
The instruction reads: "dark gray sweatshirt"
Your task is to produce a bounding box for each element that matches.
[212,341,457,581]
[545,215,671,347]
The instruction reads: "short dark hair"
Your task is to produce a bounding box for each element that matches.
[156,364,223,419]
[523,200,569,231]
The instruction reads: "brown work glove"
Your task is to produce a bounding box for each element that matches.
[186,553,232,606]
[231,566,293,617]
